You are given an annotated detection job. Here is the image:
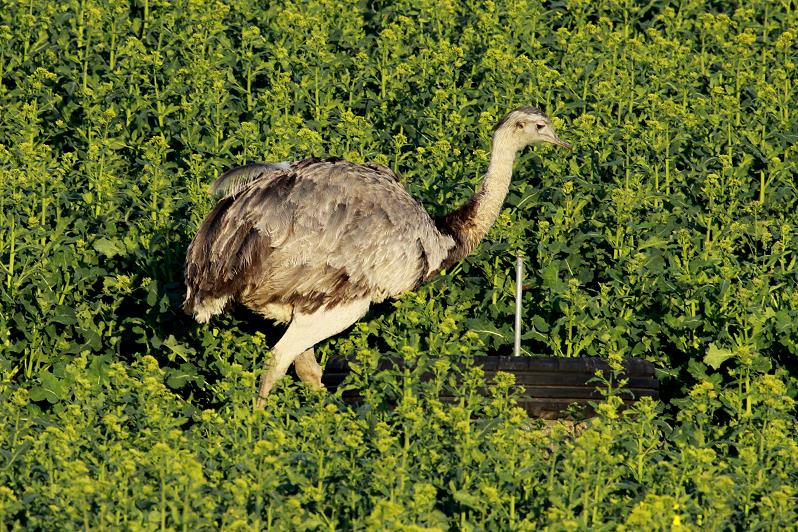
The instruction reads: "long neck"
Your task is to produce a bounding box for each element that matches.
[437,134,518,268]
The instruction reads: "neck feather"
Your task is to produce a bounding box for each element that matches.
[436,132,518,268]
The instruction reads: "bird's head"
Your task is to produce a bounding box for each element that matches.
[493,106,571,152]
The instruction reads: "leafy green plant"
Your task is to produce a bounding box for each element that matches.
[1,0,797,528]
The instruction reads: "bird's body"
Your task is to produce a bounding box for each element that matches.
[184,107,570,408]
[184,158,455,324]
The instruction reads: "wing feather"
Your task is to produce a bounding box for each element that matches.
[184,158,455,317]
[210,162,291,198]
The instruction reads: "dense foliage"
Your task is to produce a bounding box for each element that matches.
[1,0,797,528]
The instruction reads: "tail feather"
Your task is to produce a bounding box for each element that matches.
[184,289,230,324]
[184,180,273,323]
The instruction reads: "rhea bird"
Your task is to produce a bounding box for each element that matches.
[184,107,571,409]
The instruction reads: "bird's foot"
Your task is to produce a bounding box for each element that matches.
[255,368,278,410]
[255,394,268,410]
[294,348,325,391]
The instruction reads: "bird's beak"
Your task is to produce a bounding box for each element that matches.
[548,134,572,149]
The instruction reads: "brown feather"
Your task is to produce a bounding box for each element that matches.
[184,158,455,321]
[433,188,486,272]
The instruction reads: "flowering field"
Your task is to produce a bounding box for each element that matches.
[1,0,797,528]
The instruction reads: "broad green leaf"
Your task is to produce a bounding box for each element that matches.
[29,372,66,403]
[163,334,195,362]
[704,344,735,370]
[92,237,125,258]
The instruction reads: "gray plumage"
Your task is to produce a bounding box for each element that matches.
[183,107,570,408]
[184,158,454,321]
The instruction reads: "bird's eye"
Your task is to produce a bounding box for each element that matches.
[536,123,546,131]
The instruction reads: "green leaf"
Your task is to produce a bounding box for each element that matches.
[29,371,66,403]
[540,262,564,292]
[51,305,77,325]
[93,237,125,258]
[452,489,484,511]
[163,334,195,362]
[166,363,199,389]
[531,314,550,333]
[703,344,734,370]
[146,280,159,307]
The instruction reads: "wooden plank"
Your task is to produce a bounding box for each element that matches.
[328,383,658,401]
[501,372,658,388]
[441,387,658,400]
[323,371,658,390]
[321,356,659,419]
[324,356,657,377]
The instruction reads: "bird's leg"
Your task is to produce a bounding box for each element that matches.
[294,348,324,390]
[256,299,370,409]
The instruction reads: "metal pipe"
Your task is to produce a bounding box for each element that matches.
[514,254,523,357]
